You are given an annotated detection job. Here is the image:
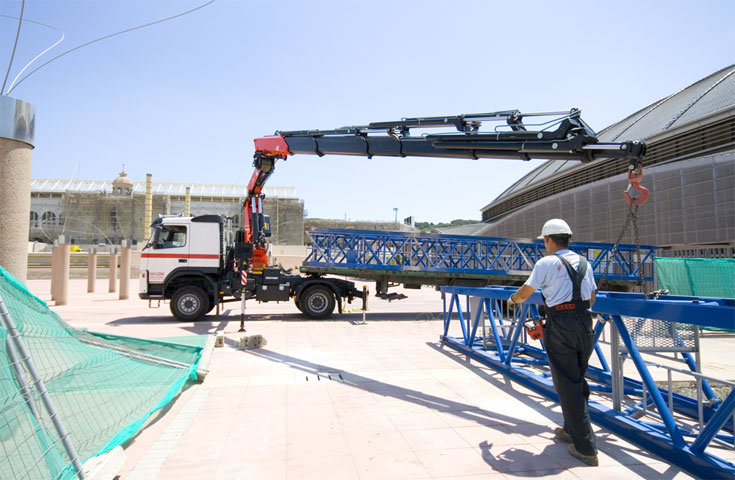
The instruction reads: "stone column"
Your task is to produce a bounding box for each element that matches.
[55,236,70,306]
[50,243,58,300]
[0,96,35,284]
[109,248,118,293]
[119,240,131,300]
[87,248,97,293]
[185,186,191,216]
[144,174,153,241]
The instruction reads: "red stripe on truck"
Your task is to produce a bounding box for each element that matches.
[141,253,219,259]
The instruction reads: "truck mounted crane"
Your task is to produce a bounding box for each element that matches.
[139,109,647,321]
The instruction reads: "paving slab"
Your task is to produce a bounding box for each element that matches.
[23,278,733,479]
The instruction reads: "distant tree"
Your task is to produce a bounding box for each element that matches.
[415,219,478,232]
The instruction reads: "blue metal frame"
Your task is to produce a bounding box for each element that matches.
[440,286,735,479]
[305,228,657,282]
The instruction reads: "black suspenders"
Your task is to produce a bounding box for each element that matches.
[554,254,589,306]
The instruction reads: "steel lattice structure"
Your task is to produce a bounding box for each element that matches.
[440,286,735,479]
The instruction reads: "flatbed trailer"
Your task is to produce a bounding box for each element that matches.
[300,228,657,299]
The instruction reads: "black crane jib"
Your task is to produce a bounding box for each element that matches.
[258,109,646,165]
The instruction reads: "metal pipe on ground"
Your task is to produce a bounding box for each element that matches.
[0,294,87,479]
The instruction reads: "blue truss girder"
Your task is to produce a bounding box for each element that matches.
[305,228,657,281]
[439,286,735,479]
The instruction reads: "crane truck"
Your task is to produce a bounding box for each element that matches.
[138,109,646,321]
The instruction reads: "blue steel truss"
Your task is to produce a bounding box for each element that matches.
[305,228,657,282]
[440,285,735,479]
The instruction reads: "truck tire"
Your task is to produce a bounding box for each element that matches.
[300,286,335,319]
[295,298,306,314]
[170,286,209,322]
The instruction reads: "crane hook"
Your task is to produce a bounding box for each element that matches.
[624,163,650,206]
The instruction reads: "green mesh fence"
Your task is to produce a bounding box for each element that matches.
[0,265,202,479]
[655,257,735,333]
[655,257,735,298]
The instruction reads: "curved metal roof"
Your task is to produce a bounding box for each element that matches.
[484,64,735,215]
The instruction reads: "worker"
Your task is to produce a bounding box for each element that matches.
[507,218,598,466]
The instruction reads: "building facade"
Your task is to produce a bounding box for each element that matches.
[30,172,305,246]
[475,64,735,258]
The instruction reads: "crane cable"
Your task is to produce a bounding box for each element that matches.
[598,201,648,297]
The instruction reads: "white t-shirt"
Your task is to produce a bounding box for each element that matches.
[524,249,597,307]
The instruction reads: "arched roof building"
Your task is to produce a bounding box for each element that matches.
[475,64,735,256]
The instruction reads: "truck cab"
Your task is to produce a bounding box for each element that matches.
[140,215,225,321]
[140,214,366,321]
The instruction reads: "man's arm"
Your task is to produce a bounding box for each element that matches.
[509,284,536,306]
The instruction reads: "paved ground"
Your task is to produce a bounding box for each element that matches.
[23,277,734,479]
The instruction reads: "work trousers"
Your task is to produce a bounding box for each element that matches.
[544,308,597,456]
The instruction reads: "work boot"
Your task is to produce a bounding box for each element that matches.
[568,444,598,466]
[554,427,571,443]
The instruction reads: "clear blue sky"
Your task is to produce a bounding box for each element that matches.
[1,0,733,223]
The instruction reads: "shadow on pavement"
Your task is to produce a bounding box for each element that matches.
[429,341,675,475]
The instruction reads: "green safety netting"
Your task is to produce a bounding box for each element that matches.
[655,257,735,333]
[655,257,735,298]
[0,265,202,479]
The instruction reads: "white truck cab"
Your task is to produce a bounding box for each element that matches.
[140,214,365,321]
[139,215,225,320]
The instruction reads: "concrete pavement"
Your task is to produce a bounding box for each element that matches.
[23,278,730,479]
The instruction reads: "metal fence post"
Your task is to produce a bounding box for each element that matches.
[0,293,86,479]
[611,319,622,412]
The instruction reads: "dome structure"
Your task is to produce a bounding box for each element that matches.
[112,169,134,196]
[476,64,735,256]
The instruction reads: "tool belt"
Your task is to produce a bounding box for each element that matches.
[550,300,590,312]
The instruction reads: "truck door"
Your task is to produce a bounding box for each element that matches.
[143,223,190,285]
[187,220,221,271]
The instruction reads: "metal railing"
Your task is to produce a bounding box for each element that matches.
[306,228,656,282]
[439,286,735,479]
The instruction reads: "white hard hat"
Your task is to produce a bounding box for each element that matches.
[538,218,573,238]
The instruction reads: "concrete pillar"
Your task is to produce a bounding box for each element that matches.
[51,244,59,302]
[55,236,69,306]
[0,96,35,284]
[87,248,97,293]
[185,186,191,216]
[109,248,118,293]
[144,173,153,241]
[119,240,131,300]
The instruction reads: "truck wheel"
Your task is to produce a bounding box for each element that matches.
[300,286,335,319]
[295,298,306,314]
[171,286,209,322]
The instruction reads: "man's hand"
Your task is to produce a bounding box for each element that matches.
[507,294,518,311]
[508,285,535,312]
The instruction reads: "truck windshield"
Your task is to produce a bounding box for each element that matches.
[144,226,160,250]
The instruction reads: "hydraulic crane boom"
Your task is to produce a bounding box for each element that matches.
[244,109,646,269]
[255,109,645,163]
